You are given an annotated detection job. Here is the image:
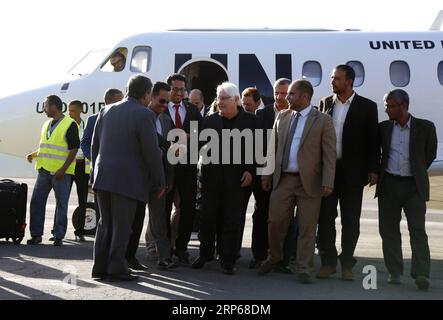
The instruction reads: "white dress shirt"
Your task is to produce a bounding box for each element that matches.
[76,119,85,160]
[386,116,412,176]
[285,105,312,173]
[155,115,163,135]
[199,105,206,118]
[332,92,355,160]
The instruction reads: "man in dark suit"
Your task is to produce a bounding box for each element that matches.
[164,74,203,264]
[377,89,437,291]
[91,75,165,281]
[126,82,177,271]
[317,64,379,281]
[192,82,256,275]
[251,78,297,273]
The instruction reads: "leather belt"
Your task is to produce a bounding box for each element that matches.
[385,171,413,179]
[283,172,300,176]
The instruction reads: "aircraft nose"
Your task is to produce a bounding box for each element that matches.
[0,91,45,157]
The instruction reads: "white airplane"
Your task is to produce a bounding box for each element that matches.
[1,11,443,177]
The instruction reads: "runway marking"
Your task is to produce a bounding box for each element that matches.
[141,276,210,295]
[0,286,31,299]
[138,281,200,300]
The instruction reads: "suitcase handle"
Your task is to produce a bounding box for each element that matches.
[0,179,15,183]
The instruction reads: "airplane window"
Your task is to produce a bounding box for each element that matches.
[302,61,322,87]
[390,61,410,87]
[130,46,152,73]
[346,61,365,87]
[438,61,443,85]
[101,47,128,72]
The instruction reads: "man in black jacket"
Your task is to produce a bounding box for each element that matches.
[317,65,379,281]
[246,79,297,273]
[377,89,437,290]
[192,82,256,275]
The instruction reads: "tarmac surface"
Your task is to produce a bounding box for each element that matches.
[1,177,443,300]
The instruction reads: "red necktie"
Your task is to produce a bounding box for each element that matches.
[174,104,182,129]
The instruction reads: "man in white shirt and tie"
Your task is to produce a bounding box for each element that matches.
[164,74,203,264]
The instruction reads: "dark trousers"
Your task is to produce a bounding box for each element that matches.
[93,190,136,275]
[378,173,430,278]
[164,189,175,241]
[174,166,197,254]
[238,176,271,261]
[126,201,146,260]
[200,187,245,265]
[94,193,101,229]
[70,160,89,235]
[317,161,364,268]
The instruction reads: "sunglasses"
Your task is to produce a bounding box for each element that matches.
[159,98,169,105]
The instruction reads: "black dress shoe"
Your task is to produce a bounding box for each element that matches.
[298,273,313,284]
[27,236,42,245]
[75,235,86,242]
[108,274,139,282]
[128,258,148,271]
[192,256,209,269]
[222,263,236,275]
[248,259,263,269]
[415,276,430,291]
[387,274,401,285]
[91,272,107,280]
[175,251,190,264]
[158,258,179,270]
[53,238,63,246]
[275,265,293,274]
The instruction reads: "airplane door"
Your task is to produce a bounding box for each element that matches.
[179,59,228,105]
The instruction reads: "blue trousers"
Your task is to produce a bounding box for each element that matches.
[30,169,72,239]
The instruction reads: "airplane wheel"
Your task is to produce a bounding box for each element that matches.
[72,202,98,236]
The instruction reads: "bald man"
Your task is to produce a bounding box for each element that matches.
[189,89,209,117]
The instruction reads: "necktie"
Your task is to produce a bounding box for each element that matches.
[174,104,182,129]
[281,112,301,171]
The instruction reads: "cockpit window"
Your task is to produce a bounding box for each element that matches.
[101,47,128,72]
[130,46,152,73]
[68,49,109,77]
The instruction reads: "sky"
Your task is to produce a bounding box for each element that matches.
[0,0,441,98]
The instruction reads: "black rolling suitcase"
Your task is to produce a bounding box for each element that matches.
[0,179,27,244]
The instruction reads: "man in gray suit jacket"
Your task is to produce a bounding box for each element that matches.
[377,89,437,291]
[91,75,165,281]
[142,81,178,269]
